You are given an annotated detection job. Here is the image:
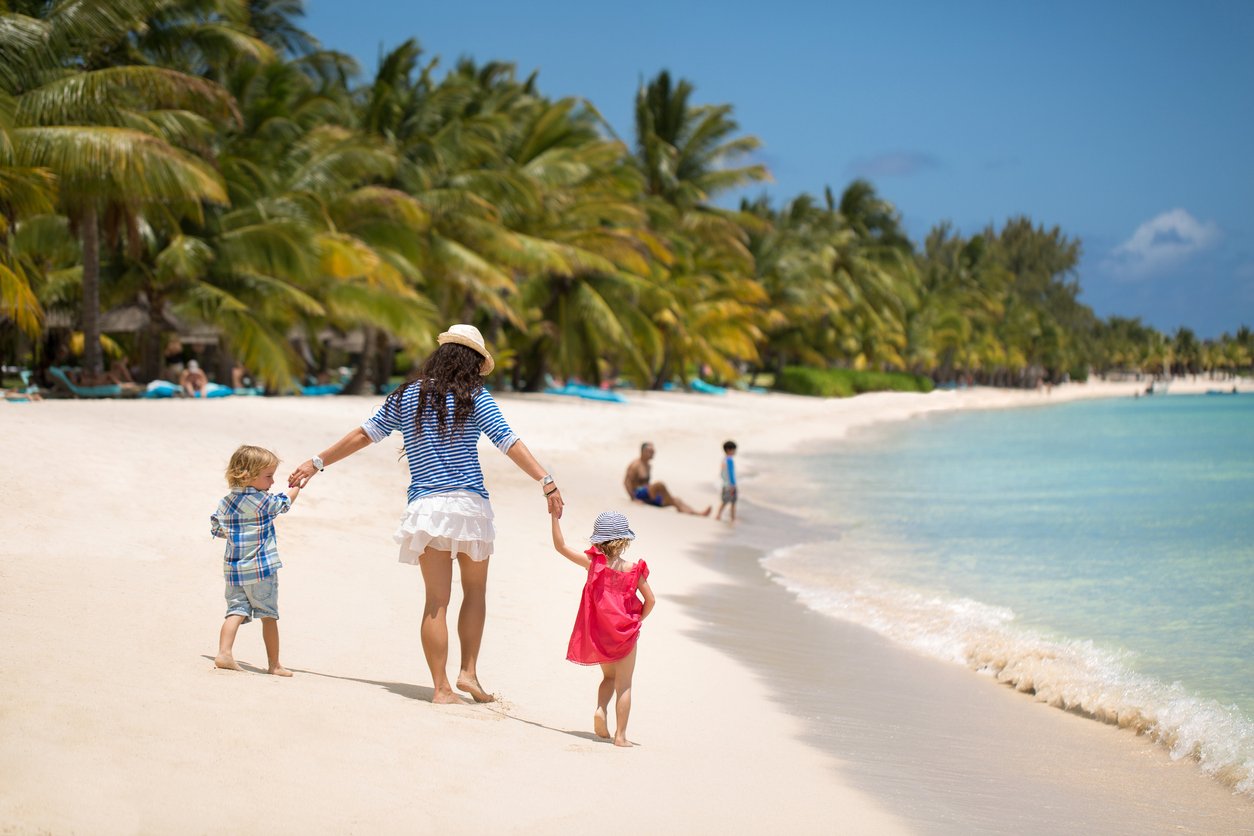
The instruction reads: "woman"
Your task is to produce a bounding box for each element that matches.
[288,324,563,704]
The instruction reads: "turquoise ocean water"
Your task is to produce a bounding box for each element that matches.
[762,393,1254,795]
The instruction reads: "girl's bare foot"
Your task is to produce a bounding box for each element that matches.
[214,654,242,671]
[268,665,292,677]
[593,707,610,739]
[613,736,633,748]
[432,688,468,705]
[455,675,495,703]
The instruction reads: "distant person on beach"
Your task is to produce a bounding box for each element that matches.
[715,440,738,522]
[180,359,209,397]
[550,509,655,747]
[287,324,564,704]
[210,445,300,677]
[624,442,711,516]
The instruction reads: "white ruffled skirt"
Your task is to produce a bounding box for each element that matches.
[394,490,495,563]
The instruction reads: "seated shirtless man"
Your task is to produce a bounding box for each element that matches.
[624,442,711,516]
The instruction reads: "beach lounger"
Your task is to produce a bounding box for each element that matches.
[2,371,44,402]
[689,379,727,395]
[47,366,126,398]
[544,382,628,403]
[299,382,344,396]
[142,380,234,398]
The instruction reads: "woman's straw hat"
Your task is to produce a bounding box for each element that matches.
[437,324,494,375]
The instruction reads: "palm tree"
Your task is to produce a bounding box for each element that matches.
[4,0,242,375]
[632,71,769,386]
[499,96,663,388]
[0,90,58,339]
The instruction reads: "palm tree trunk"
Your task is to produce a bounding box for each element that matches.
[343,326,377,395]
[373,330,393,390]
[140,292,165,382]
[80,205,104,376]
[521,340,547,392]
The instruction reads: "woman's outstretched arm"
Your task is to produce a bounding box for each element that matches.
[506,439,564,518]
[288,427,372,487]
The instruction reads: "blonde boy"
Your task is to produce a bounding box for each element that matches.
[210,445,300,676]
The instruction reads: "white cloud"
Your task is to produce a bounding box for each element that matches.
[1103,208,1221,280]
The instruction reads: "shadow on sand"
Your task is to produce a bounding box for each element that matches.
[202,656,613,744]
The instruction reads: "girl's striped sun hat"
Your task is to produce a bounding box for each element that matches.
[589,511,636,544]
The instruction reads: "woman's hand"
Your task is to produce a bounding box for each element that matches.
[288,460,319,489]
[545,485,564,519]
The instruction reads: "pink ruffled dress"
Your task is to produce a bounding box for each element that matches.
[566,547,649,665]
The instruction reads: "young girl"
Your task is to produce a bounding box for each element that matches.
[551,509,655,747]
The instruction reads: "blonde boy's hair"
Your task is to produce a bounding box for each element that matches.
[598,538,633,559]
[225,445,280,488]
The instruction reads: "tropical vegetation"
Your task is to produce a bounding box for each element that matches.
[1,1,1249,395]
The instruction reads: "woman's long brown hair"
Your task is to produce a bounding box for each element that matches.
[385,343,484,439]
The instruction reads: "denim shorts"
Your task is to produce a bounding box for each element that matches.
[224,575,279,623]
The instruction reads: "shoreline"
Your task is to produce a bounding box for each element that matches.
[686,380,1252,832]
[0,381,1249,833]
[688,536,1254,833]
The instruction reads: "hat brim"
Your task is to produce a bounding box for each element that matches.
[437,333,494,375]
[590,529,636,544]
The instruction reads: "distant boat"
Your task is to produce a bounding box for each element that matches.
[1145,380,1170,395]
[1205,387,1240,396]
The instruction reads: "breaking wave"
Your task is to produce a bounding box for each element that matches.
[763,542,1254,797]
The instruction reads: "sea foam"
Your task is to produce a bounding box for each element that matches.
[763,541,1254,797]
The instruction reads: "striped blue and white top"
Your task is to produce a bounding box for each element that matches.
[361,383,519,503]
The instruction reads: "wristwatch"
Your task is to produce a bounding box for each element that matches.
[540,474,554,487]
[312,455,325,472]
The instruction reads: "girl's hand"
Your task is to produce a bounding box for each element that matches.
[288,460,318,488]
[545,485,564,518]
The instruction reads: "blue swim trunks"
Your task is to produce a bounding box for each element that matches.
[633,486,664,507]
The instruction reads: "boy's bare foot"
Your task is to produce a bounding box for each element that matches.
[593,707,610,739]
[613,736,633,748]
[432,688,469,705]
[268,665,293,677]
[455,674,496,703]
[214,654,242,671]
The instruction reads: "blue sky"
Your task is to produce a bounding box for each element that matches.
[303,1,1253,337]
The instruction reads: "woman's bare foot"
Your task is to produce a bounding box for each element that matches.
[214,654,242,671]
[432,688,469,705]
[455,674,495,703]
[593,707,610,739]
[613,736,633,748]
[268,665,292,677]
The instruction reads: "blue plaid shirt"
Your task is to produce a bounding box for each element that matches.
[210,488,293,584]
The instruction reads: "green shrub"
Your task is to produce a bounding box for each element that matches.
[776,366,933,398]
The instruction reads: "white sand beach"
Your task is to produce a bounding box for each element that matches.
[1,379,1250,834]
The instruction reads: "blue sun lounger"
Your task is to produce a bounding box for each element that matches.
[47,366,124,398]
[142,380,233,398]
[544,382,628,403]
[688,379,727,395]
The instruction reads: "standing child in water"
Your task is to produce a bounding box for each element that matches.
[716,440,738,522]
[551,510,655,747]
[210,445,300,676]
